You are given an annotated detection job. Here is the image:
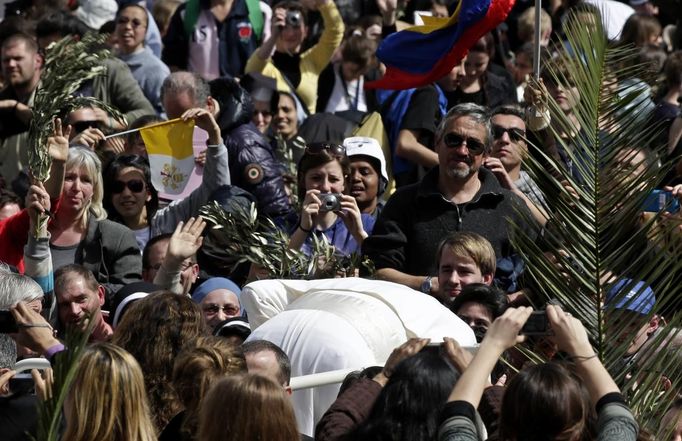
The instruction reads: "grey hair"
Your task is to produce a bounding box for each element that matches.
[0,271,44,309]
[160,71,210,108]
[435,103,493,154]
[0,334,17,370]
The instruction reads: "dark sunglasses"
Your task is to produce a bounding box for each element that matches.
[492,125,526,142]
[72,120,103,134]
[305,142,346,157]
[442,133,486,155]
[112,179,145,194]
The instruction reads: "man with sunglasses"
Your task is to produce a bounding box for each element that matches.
[363,103,538,299]
[484,105,547,225]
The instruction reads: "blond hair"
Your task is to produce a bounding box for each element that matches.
[62,343,156,441]
[517,6,551,44]
[64,146,106,229]
[435,232,496,276]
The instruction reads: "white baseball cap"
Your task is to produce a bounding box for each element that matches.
[342,136,388,184]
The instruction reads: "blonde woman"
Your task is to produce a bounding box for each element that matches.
[62,343,156,441]
[2,122,142,299]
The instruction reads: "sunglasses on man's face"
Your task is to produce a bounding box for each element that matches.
[305,142,346,157]
[112,179,145,194]
[72,120,103,134]
[442,133,486,155]
[492,125,526,143]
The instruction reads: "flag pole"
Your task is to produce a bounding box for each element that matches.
[103,127,140,139]
[103,118,184,140]
[533,0,542,79]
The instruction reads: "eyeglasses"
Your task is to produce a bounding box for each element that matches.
[202,303,240,316]
[117,17,146,29]
[112,179,145,194]
[305,143,346,157]
[442,133,486,155]
[492,125,526,142]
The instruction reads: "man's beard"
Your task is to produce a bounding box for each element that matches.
[445,158,478,179]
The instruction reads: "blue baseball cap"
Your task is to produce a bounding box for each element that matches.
[605,279,655,315]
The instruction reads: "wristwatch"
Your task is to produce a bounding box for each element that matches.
[420,276,433,294]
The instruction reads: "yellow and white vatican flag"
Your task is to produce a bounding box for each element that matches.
[141,118,199,199]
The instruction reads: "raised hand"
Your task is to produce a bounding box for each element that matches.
[300,189,322,231]
[167,217,207,262]
[442,336,474,374]
[47,118,71,162]
[546,304,594,358]
[484,157,515,190]
[181,108,222,146]
[376,337,430,384]
[336,194,368,243]
[69,127,105,150]
[26,183,51,232]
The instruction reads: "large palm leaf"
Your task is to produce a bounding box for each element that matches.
[511,9,682,430]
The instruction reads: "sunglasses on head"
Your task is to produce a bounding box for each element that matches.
[492,125,526,142]
[305,143,346,157]
[112,179,145,194]
[442,133,486,155]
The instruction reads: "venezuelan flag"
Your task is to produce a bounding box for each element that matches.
[366,0,516,90]
[141,118,196,196]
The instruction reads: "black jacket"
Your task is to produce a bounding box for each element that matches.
[362,167,538,276]
[210,77,292,218]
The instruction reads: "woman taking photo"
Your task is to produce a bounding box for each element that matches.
[288,142,374,257]
[439,305,638,441]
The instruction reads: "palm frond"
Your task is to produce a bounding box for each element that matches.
[28,33,120,182]
[34,320,94,441]
[200,201,374,279]
[511,8,682,428]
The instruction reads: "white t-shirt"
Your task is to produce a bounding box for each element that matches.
[324,66,368,113]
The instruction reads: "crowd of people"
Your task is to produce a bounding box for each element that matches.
[0,0,681,439]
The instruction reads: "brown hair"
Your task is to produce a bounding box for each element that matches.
[663,51,682,91]
[341,34,377,69]
[55,264,100,295]
[172,337,247,439]
[112,292,208,432]
[198,374,299,441]
[296,146,351,201]
[498,362,596,441]
[619,13,661,48]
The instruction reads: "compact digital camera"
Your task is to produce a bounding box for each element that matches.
[319,193,342,212]
[286,10,302,27]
